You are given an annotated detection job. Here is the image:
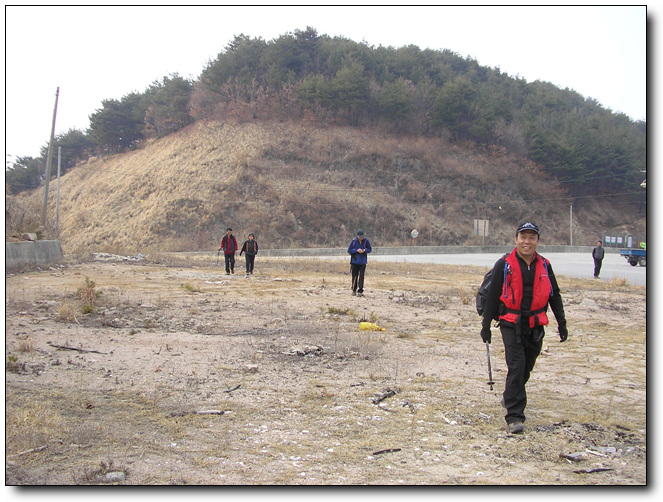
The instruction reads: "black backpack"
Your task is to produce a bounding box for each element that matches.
[476,254,508,319]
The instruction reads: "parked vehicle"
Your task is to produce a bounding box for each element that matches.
[620,248,646,267]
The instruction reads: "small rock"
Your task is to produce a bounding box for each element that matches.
[105,471,125,483]
[286,345,323,356]
[245,364,259,373]
[563,452,588,461]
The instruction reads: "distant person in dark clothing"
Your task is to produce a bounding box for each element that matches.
[219,228,238,275]
[240,234,259,275]
[480,222,568,435]
[347,229,372,296]
[592,240,605,279]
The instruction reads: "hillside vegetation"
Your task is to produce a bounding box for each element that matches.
[7,27,645,215]
[10,119,645,255]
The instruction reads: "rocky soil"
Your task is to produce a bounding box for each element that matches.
[5,254,646,485]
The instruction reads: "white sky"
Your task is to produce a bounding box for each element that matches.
[4,3,648,162]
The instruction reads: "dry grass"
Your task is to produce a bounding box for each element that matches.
[57,299,79,322]
[22,120,645,252]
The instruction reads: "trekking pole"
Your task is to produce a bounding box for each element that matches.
[216,250,220,266]
[485,341,495,391]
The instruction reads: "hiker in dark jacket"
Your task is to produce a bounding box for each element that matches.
[219,228,238,275]
[480,222,568,435]
[592,240,605,278]
[240,234,259,275]
[347,229,372,296]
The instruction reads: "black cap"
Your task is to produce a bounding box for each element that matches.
[516,222,540,235]
[356,229,365,237]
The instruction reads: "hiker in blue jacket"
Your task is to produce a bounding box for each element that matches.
[348,229,372,297]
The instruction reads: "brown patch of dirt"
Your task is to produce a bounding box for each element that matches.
[5,255,646,485]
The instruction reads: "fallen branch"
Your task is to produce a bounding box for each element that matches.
[401,400,415,413]
[47,341,106,354]
[373,448,401,455]
[573,468,614,474]
[372,388,396,404]
[7,444,48,457]
[169,410,225,417]
[224,384,241,393]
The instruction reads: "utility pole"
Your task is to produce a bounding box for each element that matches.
[569,204,573,246]
[41,87,60,228]
[55,146,62,235]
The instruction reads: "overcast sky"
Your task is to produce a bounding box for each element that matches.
[4,3,648,162]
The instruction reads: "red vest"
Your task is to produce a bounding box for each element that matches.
[499,249,552,328]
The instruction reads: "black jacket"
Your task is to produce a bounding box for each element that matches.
[240,240,259,256]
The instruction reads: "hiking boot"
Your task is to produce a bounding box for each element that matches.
[352,291,357,296]
[358,292,364,297]
[507,422,524,434]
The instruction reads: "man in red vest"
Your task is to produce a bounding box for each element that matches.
[480,222,568,434]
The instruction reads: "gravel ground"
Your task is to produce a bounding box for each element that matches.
[5,255,647,485]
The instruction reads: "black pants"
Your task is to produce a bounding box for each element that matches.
[224,253,235,274]
[593,258,603,277]
[351,263,366,293]
[500,321,544,424]
[244,254,255,273]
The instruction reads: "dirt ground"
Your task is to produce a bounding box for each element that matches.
[4,253,647,485]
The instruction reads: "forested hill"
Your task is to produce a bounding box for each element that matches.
[5,27,645,253]
[7,27,645,204]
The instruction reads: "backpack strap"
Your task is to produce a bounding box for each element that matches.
[500,253,511,300]
[541,257,553,297]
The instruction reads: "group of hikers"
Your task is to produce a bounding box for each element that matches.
[218,228,259,276]
[217,222,595,435]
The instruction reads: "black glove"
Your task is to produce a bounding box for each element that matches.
[558,323,568,342]
[480,326,492,344]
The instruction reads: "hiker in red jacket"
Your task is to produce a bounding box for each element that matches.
[219,228,238,275]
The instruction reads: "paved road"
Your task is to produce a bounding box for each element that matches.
[368,252,646,286]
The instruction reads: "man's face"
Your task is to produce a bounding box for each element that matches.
[227,230,232,236]
[515,230,539,261]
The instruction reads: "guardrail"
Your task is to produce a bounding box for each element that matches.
[256,245,608,257]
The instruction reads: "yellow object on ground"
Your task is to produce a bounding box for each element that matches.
[359,322,384,331]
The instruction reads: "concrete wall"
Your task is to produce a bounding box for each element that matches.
[5,240,64,269]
